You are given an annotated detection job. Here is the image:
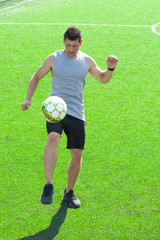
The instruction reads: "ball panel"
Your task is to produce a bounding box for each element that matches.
[51,110,60,119]
[59,112,66,119]
[46,103,55,112]
[56,103,65,112]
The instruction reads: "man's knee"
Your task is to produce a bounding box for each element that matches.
[48,132,60,146]
[71,149,83,162]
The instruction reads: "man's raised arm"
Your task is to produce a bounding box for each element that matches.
[88,55,118,84]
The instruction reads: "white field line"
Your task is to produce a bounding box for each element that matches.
[0,0,33,14]
[0,22,159,35]
[151,22,160,35]
[0,22,152,27]
[0,0,159,34]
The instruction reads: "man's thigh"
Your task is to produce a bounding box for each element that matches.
[62,115,85,149]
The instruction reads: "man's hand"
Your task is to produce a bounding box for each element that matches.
[106,55,119,70]
[22,100,31,111]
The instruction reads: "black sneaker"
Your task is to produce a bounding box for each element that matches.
[41,183,54,204]
[63,189,81,208]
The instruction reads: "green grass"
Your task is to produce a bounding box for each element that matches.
[0,0,160,239]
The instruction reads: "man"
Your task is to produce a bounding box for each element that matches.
[22,26,118,208]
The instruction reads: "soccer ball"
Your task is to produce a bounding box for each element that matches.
[41,96,67,123]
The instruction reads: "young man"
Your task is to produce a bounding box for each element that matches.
[22,26,118,208]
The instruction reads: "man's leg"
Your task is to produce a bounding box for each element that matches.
[66,149,82,192]
[41,132,60,204]
[44,132,60,184]
[64,149,82,208]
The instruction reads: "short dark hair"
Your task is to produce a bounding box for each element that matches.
[64,26,82,42]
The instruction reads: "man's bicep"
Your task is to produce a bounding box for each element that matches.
[88,57,103,81]
[35,64,51,80]
[34,55,54,80]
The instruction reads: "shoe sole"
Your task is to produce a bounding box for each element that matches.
[41,199,53,204]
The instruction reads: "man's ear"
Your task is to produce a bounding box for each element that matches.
[80,40,83,45]
[63,38,65,44]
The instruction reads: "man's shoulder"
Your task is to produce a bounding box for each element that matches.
[44,54,54,68]
[52,50,64,57]
[78,50,89,57]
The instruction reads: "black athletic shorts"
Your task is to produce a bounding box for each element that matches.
[46,114,85,149]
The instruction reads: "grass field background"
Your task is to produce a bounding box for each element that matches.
[0,0,160,239]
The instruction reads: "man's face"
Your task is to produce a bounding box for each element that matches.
[63,38,82,58]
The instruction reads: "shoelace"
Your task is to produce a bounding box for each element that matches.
[66,190,73,195]
[67,190,76,199]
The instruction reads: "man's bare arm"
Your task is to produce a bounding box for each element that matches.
[88,56,118,84]
[22,55,54,111]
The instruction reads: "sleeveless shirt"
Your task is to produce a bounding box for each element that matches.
[51,50,89,121]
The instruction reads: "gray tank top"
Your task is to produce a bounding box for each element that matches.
[51,50,89,121]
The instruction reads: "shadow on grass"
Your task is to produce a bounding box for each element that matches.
[20,200,69,240]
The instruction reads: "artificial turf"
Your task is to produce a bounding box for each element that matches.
[0,0,160,239]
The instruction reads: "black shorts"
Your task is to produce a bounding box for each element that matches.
[46,115,85,149]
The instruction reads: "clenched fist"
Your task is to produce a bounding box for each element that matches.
[22,100,31,111]
[107,55,118,70]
